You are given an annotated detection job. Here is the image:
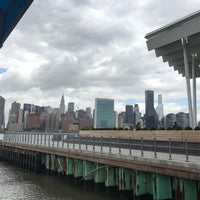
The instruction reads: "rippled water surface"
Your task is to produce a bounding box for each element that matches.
[0,162,122,200]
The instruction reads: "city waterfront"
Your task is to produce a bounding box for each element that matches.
[0,162,126,200]
[1,132,200,200]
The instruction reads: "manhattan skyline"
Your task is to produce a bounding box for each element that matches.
[0,1,200,123]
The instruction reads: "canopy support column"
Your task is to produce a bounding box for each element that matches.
[182,37,194,128]
[192,53,197,127]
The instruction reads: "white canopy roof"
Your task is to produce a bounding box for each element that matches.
[145,10,200,78]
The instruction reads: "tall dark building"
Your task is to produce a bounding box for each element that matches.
[0,96,5,129]
[23,104,32,113]
[11,101,20,115]
[67,102,75,118]
[68,102,74,112]
[9,101,20,123]
[23,103,31,115]
[125,105,134,128]
[145,90,158,129]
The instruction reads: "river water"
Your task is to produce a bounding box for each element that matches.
[0,162,124,200]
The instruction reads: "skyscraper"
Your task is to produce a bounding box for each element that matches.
[11,101,20,116]
[94,98,114,129]
[23,103,32,128]
[68,102,74,112]
[67,102,75,118]
[114,111,118,128]
[125,105,134,128]
[176,112,189,128]
[0,96,5,130]
[145,90,158,129]
[156,94,164,121]
[134,104,140,127]
[8,101,20,127]
[118,112,126,128]
[165,113,176,129]
[86,107,92,118]
[23,103,31,114]
[59,94,65,116]
[10,101,20,123]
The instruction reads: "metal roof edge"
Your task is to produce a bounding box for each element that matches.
[0,0,34,48]
[145,9,200,39]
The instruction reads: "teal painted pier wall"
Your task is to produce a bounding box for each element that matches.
[0,145,199,200]
[41,153,200,200]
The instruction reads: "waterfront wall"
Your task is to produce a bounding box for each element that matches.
[0,145,42,172]
[79,130,200,142]
[0,142,199,200]
[0,135,200,200]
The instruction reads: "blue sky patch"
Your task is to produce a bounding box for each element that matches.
[116,98,144,104]
[164,98,187,106]
[0,68,7,74]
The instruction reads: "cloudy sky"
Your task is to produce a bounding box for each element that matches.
[1,0,200,122]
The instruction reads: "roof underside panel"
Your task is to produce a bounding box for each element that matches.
[0,0,34,48]
[145,10,200,79]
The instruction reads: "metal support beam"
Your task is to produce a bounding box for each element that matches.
[74,159,83,178]
[94,163,105,183]
[83,160,94,181]
[153,174,172,199]
[184,179,198,200]
[105,166,116,187]
[118,168,133,190]
[192,53,197,127]
[182,37,194,128]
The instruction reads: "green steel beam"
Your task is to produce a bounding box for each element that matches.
[134,171,152,197]
[74,159,83,178]
[66,157,74,175]
[105,166,117,187]
[83,160,94,181]
[94,163,106,183]
[118,168,133,191]
[153,174,172,200]
[184,179,198,200]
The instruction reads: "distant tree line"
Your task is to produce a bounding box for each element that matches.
[82,126,200,131]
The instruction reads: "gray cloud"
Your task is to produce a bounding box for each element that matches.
[1,0,200,119]
[0,68,33,92]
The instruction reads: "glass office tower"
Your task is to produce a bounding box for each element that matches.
[94,98,114,129]
[145,90,158,129]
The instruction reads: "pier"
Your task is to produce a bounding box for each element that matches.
[0,131,199,200]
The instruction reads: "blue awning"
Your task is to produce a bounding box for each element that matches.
[0,0,34,48]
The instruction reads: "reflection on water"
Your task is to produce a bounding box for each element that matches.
[0,162,122,200]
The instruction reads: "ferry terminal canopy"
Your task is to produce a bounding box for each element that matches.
[0,0,33,48]
[145,10,200,78]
